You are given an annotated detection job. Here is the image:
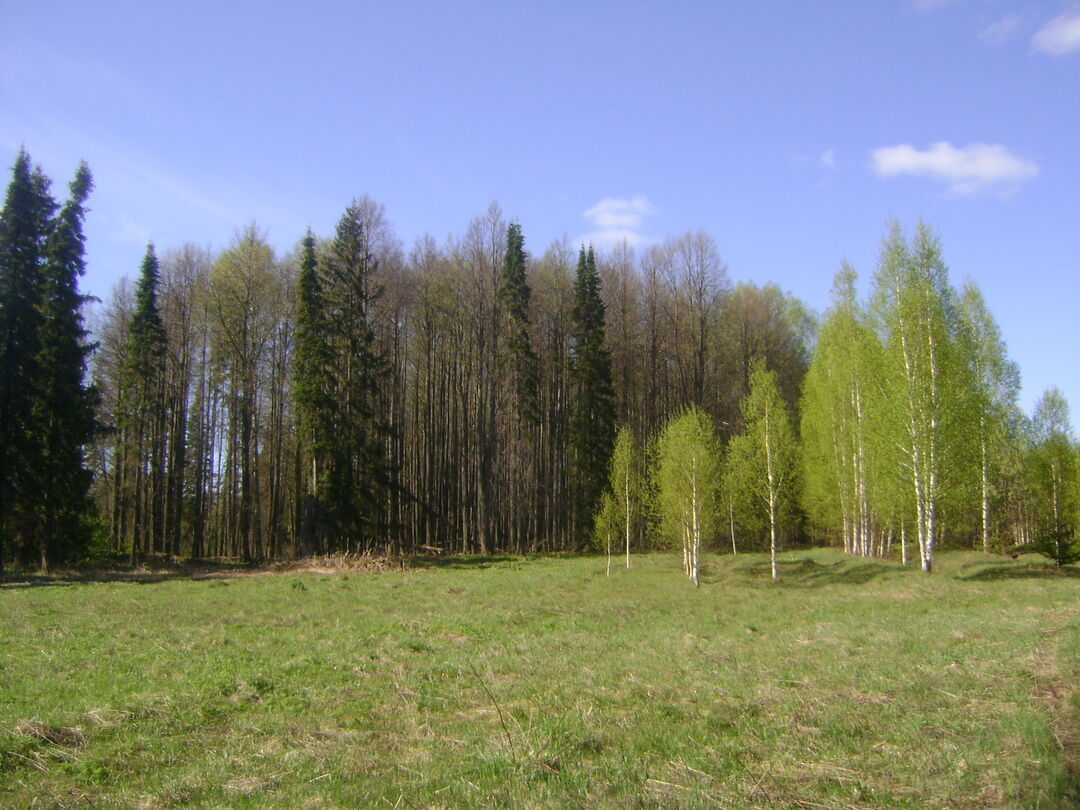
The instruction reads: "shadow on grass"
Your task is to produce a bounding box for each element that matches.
[1,552,538,587]
[406,554,518,571]
[0,558,260,588]
[958,562,1080,581]
[715,556,899,587]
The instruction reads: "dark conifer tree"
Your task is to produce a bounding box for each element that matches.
[294,229,335,553]
[35,162,98,567]
[118,245,168,561]
[0,151,99,569]
[498,222,541,550]
[570,245,616,541]
[0,150,54,569]
[322,203,393,551]
[499,222,539,423]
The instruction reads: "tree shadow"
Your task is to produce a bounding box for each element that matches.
[716,556,899,587]
[958,562,1080,582]
[406,554,518,571]
[0,559,258,588]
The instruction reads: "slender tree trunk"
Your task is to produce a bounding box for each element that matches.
[624,472,631,569]
[691,467,700,588]
[980,434,990,553]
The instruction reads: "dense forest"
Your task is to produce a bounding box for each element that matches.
[1,151,1077,574]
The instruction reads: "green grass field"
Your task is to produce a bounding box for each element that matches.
[1,550,1077,808]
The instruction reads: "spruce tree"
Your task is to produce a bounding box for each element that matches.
[293,229,335,553]
[0,150,54,569]
[36,162,98,566]
[118,245,168,562]
[322,202,393,551]
[498,222,539,423]
[0,151,98,569]
[570,245,615,541]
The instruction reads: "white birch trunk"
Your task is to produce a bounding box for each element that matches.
[980,433,990,553]
[764,403,779,581]
[691,464,701,587]
[729,499,737,555]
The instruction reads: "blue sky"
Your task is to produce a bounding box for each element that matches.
[2,0,1077,420]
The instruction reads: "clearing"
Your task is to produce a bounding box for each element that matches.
[1,549,1077,808]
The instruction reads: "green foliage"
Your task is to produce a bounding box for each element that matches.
[652,406,720,584]
[605,425,642,564]
[1024,529,1080,568]
[35,162,98,565]
[592,490,619,573]
[293,229,335,551]
[126,245,168,385]
[498,222,539,423]
[727,359,799,579]
[570,245,615,540]
[1029,388,1077,541]
[0,150,97,568]
[115,244,169,559]
[870,221,975,572]
[800,264,884,550]
[320,201,394,550]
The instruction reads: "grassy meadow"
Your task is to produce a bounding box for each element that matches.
[1,549,1077,808]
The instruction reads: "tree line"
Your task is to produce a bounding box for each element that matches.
[1,152,1077,572]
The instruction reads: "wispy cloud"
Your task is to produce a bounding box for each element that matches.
[911,0,958,11]
[580,195,658,248]
[1032,8,1080,55]
[111,215,152,247]
[871,141,1038,195]
[819,149,836,168]
[978,15,1022,46]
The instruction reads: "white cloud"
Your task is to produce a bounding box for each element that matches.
[580,195,658,247]
[978,15,1022,46]
[1032,8,1080,55]
[819,149,836,168]
[871,141,1038,194]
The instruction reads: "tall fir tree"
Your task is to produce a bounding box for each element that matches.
[498,221,539,424]
[0,150,98,569]
[570,245,616,542]
[118,245,168,562]
[0,150,54,569]
[498,222,540,550]
[293,229,335,553]
[322,201,393,551]
[35,162,98,567]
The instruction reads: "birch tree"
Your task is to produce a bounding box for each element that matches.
[727,359,798,580]
[653,406,720,587]
[801,264,885,555]
[871,221,970,573]
[957,281,1020,552]
[1030,388,1076,552]
[606,425,642,568]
